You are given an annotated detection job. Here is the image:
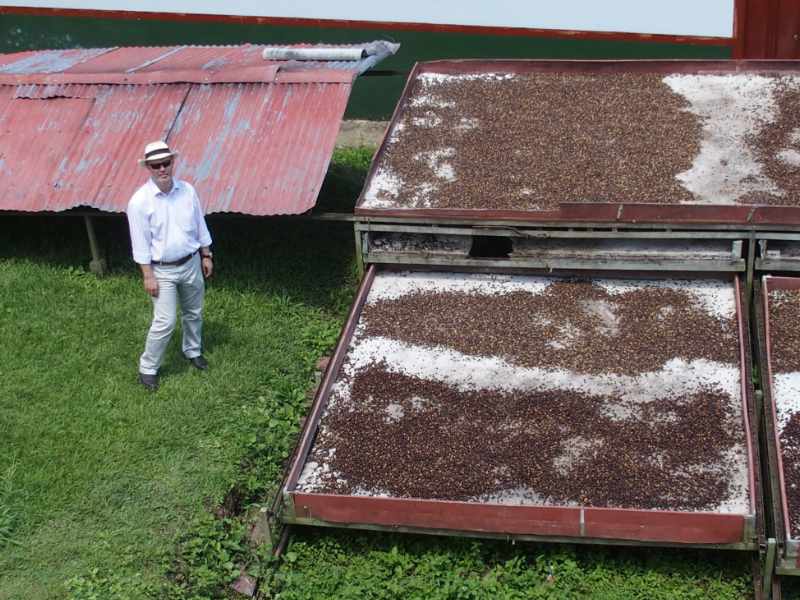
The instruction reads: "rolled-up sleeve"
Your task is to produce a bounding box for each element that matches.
[191,186,212,248]
[126,196,152,264]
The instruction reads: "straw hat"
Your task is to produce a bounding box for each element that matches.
[138,140,178,165]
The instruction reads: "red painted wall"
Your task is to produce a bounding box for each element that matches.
[738,0,800,58]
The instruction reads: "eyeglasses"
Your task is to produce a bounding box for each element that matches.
[148,159,172,170]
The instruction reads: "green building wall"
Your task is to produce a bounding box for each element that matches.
[0,14,731,119]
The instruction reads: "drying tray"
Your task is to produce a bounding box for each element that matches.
[282,266,761,549]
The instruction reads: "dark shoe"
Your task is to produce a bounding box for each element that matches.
[138,372,159,391]
[187,355,209,370]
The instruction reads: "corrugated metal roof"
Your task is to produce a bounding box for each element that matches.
[0,43,395,215]
[0,48,112,74]
[53,84,191,212]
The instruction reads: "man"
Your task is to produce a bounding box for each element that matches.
[126,140,214,391]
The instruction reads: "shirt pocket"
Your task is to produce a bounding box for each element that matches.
[176,197,196,235]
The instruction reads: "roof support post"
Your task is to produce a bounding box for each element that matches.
[762,537,776,599]
[354,222,365,279]
[745,232,756,314]
[83,215,107,276]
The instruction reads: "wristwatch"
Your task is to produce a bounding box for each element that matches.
[201,251,213,259]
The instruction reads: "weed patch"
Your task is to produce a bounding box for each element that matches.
[65,569,158,600]
[168,513,249,597]
[271,530,750,600]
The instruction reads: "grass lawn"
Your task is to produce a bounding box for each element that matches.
[275,529,751,600]
[0,210,355,599]
[0,148,753,599]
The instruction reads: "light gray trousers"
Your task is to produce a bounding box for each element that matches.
[139,253,205,375]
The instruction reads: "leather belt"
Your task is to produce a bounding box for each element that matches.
[151,250,197,266]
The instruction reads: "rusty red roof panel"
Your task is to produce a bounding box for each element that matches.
[0,94,94,210]
[0,85,13,113]
[170,81,351,215]
[14,83,96,99]
[51,84,191,212]
[0,48,112,74]
[0,50,36,71]
[134,45,266,73]
[0,44,366,215]
[63,46,175,74]
[0,87,16,181]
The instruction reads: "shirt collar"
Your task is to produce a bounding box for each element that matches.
[147,177,180,197]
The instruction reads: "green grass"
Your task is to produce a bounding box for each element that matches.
[0,146,753,598]
[273,530,750,600]
[0,211,356,599]
[0,147,368,599]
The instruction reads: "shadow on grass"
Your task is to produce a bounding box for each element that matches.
[314,147,376,213]
[0,214,357,313]
[199,316,232,357]
[151,319,232,378]
[0,147,373,313]
[277,526,752,599]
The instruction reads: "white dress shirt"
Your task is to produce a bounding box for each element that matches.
[126,178,212,264]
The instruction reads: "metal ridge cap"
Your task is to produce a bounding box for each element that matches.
[0,41,393,59]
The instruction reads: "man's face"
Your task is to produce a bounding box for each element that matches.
[147,157,174,187]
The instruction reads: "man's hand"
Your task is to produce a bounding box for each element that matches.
[202,256,213,279]
[139,264,158,297]
[143,273,159,297]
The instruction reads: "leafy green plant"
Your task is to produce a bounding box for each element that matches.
[299,318,341,361]
[270,531,750,600]
[65,569,156,600]
[331,146,376,173]
[168,513,249,599]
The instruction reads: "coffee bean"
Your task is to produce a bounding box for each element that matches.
[372,73,700,211]
[303,278,746,513]
[769,288,800,537]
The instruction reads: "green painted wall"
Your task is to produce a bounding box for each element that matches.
[0,14,731,119]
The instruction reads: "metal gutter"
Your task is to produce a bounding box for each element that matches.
[366,254,746,273]
[736,275,758,517]
[751,279,792,577]
[355,215,800,232]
